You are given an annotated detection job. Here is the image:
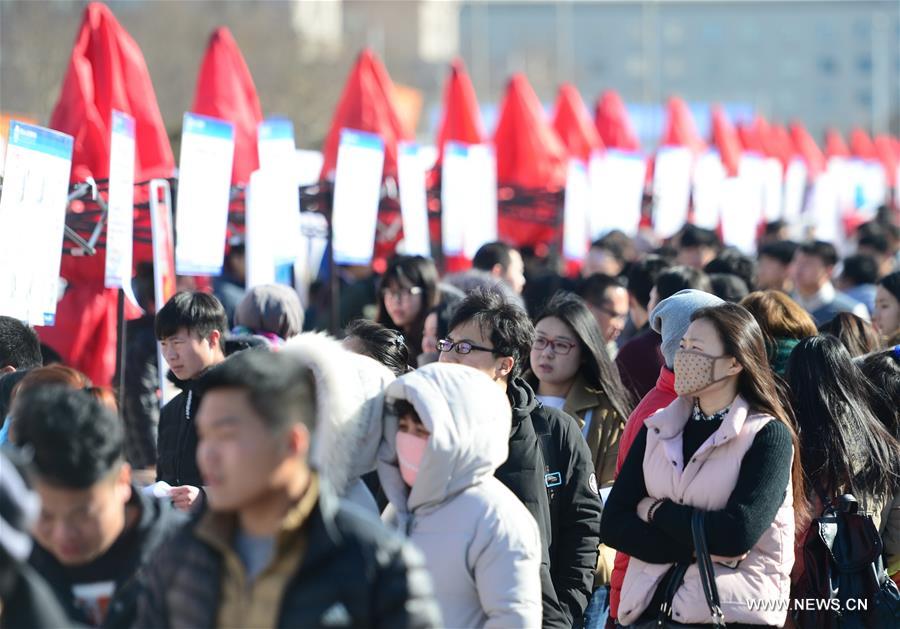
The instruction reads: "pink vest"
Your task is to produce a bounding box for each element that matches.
[618,396,794,626]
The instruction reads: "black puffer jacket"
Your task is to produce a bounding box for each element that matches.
[29,488,186,629]
[136,484,441,629]
[504,377,603,627]
[155,367,219,487]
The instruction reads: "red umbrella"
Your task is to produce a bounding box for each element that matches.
[874,135,898,187]
[594,90,640,151]
[850,128,878,160]
[710,106,742,177]
[433,58,485,172]
[552,83,603,163]
[769,124,798,170]
[320,49,410,181]
[191,26,263,186]
[790,122,825,180]
[660,96,705,154]
[39,1,174,385]
[824,128,850,159]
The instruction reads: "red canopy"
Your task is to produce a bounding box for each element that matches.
[850,128,878,160]
[710,106,742,177]
[39,2,174,385]
[434,58,485,164]
[824,128,850,159]
[660,96,705,154]
[493,73,567,189]
[320,49,410,181]
[790,123,825,180]
[552,83,603,163]
[594,90,640,151]
[191,26,263,186]
[769,124,797,170]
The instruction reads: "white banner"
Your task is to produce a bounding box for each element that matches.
[0,121,73,325]
[587,149,646,238]
[104,110,137,300]
[397,142,431,257]
[563,159,590,261]
[652,146,693,239]
[245,169,278,288]
[257,118,296,174]
[782,158,807,237]
[691,150,726,230]
[464,144,498,259]
[175,113,235,276]
[331,129,384,265]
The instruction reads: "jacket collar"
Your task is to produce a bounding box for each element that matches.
[506,376,538,424]
[564,372,603,417]
[655,366,677,396]
[645,394,750,448]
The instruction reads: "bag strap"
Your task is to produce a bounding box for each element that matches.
[656,562,689,623]
[692,509,727,628]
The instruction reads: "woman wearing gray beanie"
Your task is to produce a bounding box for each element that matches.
[232,284,305,345]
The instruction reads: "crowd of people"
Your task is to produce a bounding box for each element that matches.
[1,210,900,629]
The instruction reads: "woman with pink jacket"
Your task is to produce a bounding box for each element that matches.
[601,303,806,627]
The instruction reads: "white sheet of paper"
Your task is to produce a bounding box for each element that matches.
[104,111,137,297]
[691,151,726,230]
[397,142,431,258]
[331,129,384,265]
[245,169,278,288]
[782,159,807,238]
[652,146,693,239]
[761,157,784,223]
[0,121,73,325]
[258,118,296,173]
[440,141,470,257]
[141,481,173,498]
[563,159,590,261]
[464,144,498,259]
[175,113,235,276]
[588,150,646,238]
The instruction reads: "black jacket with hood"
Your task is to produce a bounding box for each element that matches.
[28,487,187,629]
[499,377,603,628]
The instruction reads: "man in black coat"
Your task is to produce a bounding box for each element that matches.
[439,288,603,628]
[154,291,228,512]
[137,349,440,628]
[13,386,187,629]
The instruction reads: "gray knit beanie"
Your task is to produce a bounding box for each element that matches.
[650,289,725,369]
[234,284,304,341]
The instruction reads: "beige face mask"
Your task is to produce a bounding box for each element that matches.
[673,349,731,396]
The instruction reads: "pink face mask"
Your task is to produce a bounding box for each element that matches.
[395,431,428,487]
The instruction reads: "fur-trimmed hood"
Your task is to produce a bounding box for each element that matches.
[282,332,395,495]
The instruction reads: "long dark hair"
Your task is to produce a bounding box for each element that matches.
[786,335,900,504]
[818,312,881,357]
[856,346,900,440]
[344,319,411,377]
[691,303,809,527]
[376,255,440,365]
[533,292,634,420]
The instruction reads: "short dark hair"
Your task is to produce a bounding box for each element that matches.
[578,273,627,308]
[709,273,750,303]
[758,240,799,266]
[447,288,535,379]
[154,291,227,349]
[590,231,632,265]
[13,387,123,488]
[472,242,515,273]
[797,241,839,267]
[626,255,672,310]
[344,319,411,376]
[703,247,756,291]
[840,254,880,286]
[678,224,720,249]
[764,220,787,237]
[878,271,900,302]
[857,223,890,255]
[655,266,712,302]
[0,317,42,371]
[200,351,316,433]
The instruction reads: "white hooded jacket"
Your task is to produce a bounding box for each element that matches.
[377,363,542,628]
[283,332,395,514]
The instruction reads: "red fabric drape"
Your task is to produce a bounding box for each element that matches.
[594,90,640,151]
[769,124,798,171]
[824,128,850,159]
[850,128,878,161]
[710,106,742,177]
[190,26,263,186]
[660,97,705,154]
[319,49,410,182]
[790,123,825,180]
[434,58,484,167]
[874,135,898,187]
[552,83,603,163]
[38,2,174,385]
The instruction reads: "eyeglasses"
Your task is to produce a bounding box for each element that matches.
[382,286,423,301]
[533,338,577,355]
[590,303,629,322]
[437,338,498,355]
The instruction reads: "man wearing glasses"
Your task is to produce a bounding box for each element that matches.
[578,274,630,357]
[438,288,602,629]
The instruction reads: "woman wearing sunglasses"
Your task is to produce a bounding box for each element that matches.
[526,291,635,628]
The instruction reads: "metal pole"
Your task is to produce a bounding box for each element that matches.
[115,288,127,417]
